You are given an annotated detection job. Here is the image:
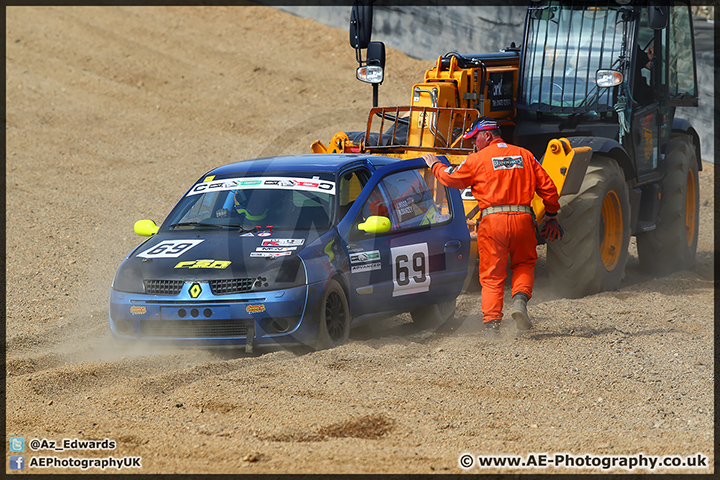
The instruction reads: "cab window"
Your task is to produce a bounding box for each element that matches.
[666,4,697,102]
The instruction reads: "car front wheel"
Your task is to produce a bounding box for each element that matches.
[314,279,350,350]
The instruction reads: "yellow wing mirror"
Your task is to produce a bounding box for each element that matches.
[357,216,391,234]
[134,219,159,237]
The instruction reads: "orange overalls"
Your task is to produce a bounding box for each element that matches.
[431,138,560,322]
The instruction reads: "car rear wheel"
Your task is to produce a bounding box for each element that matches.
[314,279,350,350]
[411,298,456,329]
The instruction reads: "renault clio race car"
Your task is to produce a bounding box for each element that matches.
[109,154,470,351]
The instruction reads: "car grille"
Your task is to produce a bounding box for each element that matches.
[209,278,256,295]
[144,278,257,296]
[145,280,184,296]
[139,319,253,338]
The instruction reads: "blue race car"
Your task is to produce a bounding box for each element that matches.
[109,154,470,351]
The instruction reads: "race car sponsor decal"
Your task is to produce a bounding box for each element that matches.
[461,188,474,200]
[240,232,255,237]
[255,246,297,252]
[394,197,415,218]
[261,238,305,246]
[324,238,335,262]
[250,251,292,258]
[257,232,272,237]
[187,176,336,196]
[138,240,204,259]
[391,243,430,297]
[130,306,147,315]
[351,262,382,273]
[350,250,380,263]
[492,155,524,170]
[246,304,266,314]
[174,260,231,269]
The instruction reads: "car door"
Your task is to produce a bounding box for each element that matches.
[337,158,469,317]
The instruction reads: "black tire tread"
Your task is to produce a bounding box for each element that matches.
[314,279,350,350]
[547,156,631,298]
[636,134,699,274]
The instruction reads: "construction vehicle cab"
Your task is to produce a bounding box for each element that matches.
[313,0,701,298]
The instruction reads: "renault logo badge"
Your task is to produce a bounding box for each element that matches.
[189,283,202,298]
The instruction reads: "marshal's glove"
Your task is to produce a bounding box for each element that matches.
[539,212,564,242]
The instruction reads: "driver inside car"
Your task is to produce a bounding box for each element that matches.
[215,189,269,222]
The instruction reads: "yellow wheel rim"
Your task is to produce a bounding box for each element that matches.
[686,169,697,246]
[600,190,623,271]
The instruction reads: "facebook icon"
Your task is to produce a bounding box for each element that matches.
[10,455,25,470]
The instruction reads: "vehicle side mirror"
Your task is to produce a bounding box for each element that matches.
[349,0,373,49]
[134,219,159,237]
[357,215,391,234]
[647,3,668,30]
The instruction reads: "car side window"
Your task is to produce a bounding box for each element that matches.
[384,168,452,230]
[352,167,452,238]
[338,169,370,221]
[361,185,391,220]
[420,168,453,223]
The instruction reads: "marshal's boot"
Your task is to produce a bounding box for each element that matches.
[511,292,532,331]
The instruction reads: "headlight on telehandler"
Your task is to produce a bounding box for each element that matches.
[357,65,384,84]
[596,69,623,88]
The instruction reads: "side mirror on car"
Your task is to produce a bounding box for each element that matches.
[134,219,159,237]
[357,216,391,234]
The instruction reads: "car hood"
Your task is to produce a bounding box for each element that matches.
[125,230,317,282]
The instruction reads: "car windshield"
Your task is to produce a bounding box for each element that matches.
[520,1,630,114]
[165,173,335,233]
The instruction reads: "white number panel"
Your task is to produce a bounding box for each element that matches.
[391,243,430,297]
[137,240,204,258]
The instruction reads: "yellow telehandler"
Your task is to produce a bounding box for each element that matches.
[313,0,701,298]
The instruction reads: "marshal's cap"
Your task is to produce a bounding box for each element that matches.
[462,117,499,139]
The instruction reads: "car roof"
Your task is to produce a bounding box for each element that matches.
[206,154,404,176]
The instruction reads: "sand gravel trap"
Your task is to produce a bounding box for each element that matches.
[6,6,714,474]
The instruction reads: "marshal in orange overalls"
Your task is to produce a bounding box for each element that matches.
[431,138,560,323]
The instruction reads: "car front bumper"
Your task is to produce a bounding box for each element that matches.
[108,282,323,349]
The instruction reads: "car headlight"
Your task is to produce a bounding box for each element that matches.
[251,256,306,292]
[112,260,145,294]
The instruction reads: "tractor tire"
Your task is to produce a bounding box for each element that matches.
[313,279,350,350]
[636,134,699,274]
[547,156,631,298]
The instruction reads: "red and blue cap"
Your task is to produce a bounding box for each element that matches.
[462,117,499,139]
